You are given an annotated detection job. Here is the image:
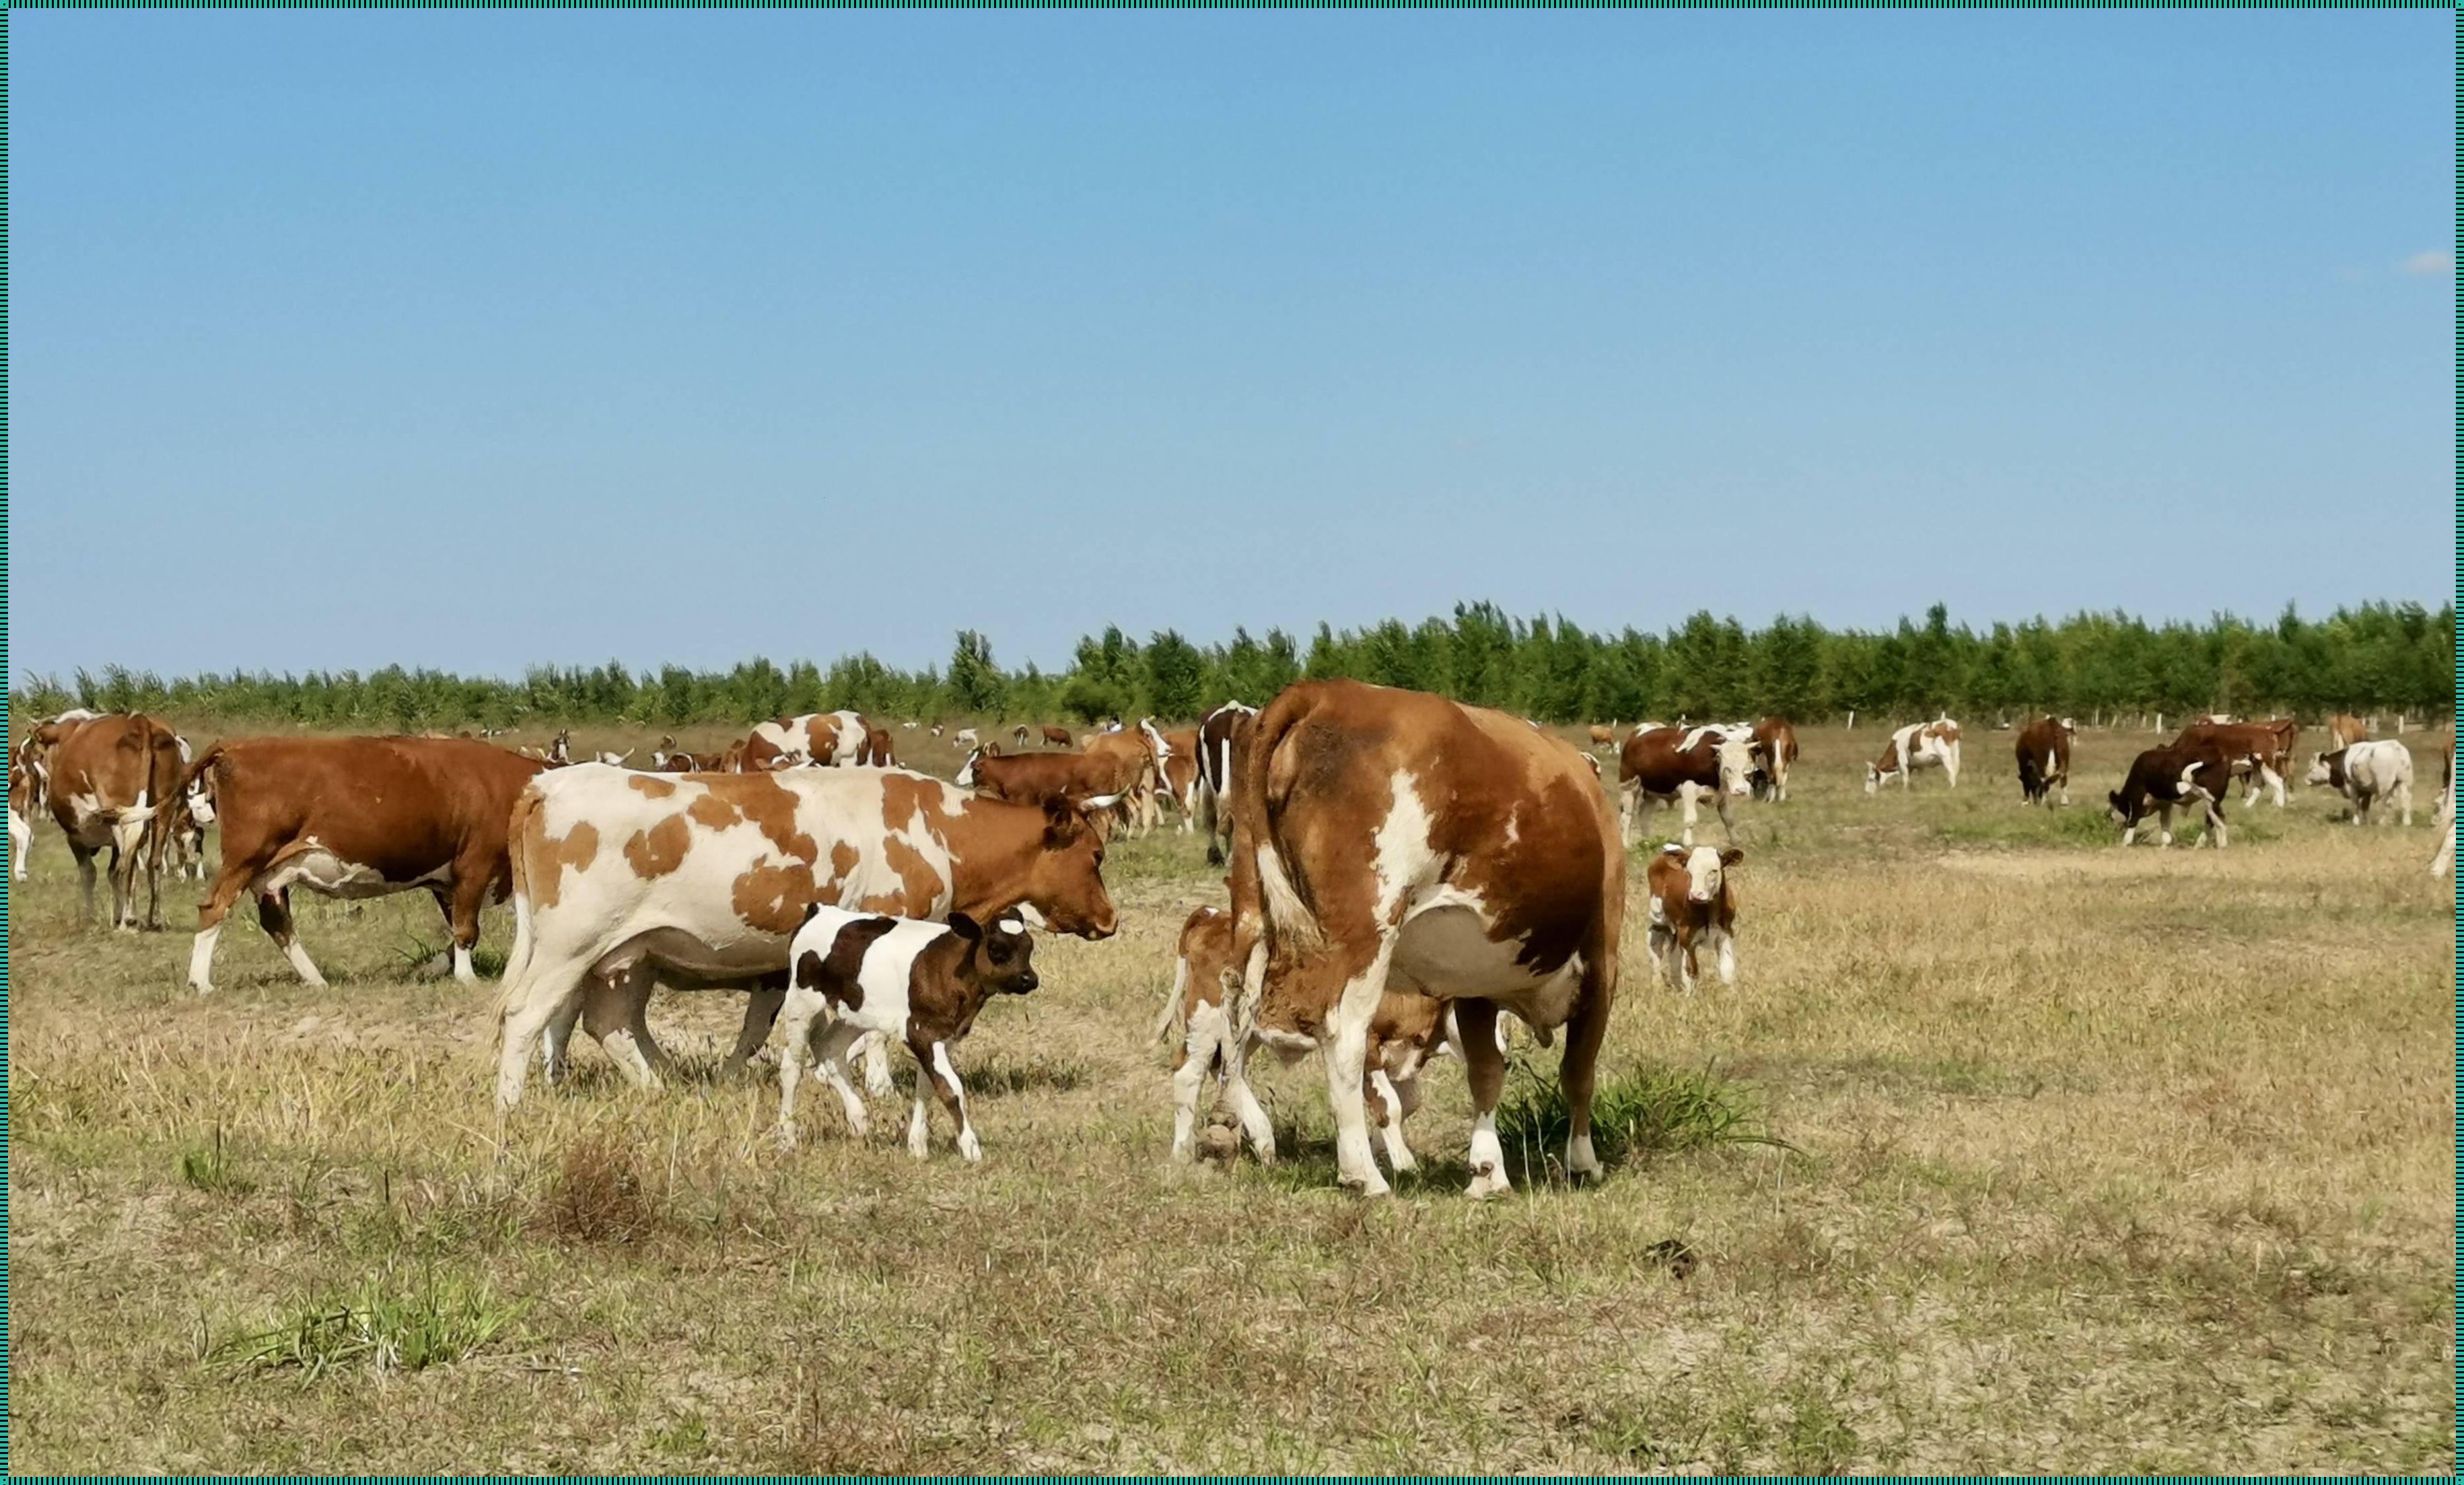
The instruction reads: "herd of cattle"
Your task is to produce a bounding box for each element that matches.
[8,691,2455,1197]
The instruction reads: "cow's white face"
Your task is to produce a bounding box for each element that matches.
[956,749,983,788]
[2303,753,2336,788]
[1675,843,1741,903]
[1715,738,1757,796]
[184,776,216,827]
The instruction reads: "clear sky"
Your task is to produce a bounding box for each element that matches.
[9,9,2453,682]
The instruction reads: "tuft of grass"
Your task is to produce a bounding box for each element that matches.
[178,1128,254,1196]
[213,1263,521,1381]
[535,1134,662,1245]
[1495,1056,1791,1178]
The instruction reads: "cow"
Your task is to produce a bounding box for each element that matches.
[1644,843,1741,993]
[2108,740,2233,848]
[1223,679,1622,1198]
[1587,724,1616,747]
[163,755,218,882]
[1749,716,1800,803]
[865,724,898,771]
[1081,729,1160,836]
[958,747,1132,812]
[1012,725,1030,748]
[40,712,186,930]
[1866,718,1963,792]
[10,734,48,883]
[1615,725,1757,849]
[1156,899,1454,1172]
[185,736,548,993]
[2304,741,2414,827]
[2432,780,2455,878]
[749,712,876,769]
[953,728,979,749]
[490,765,1119,1111]
[2014,716,2077,806]
[594,748,635,767]
[1195,701,1259,866]
[776,904,1041,1160]
[2172,720,2292,807]
[1039,725,1074,749]
[2326,714,2369,749]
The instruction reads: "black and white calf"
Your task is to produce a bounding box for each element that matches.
[777,904,1041,1160]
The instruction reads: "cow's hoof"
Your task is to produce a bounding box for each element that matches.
[1465,1169,1512,1201]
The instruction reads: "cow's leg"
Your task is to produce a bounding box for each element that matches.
[542,996,581,1083]
[774,988,824,1149]
[1168,1003,1224,1163]
[1618,780,1639,848]
[2155,804,2175,848]
[8,805,28,883]
[917,1039,981,1161]
[859,1031,895,1098]
[1714,925,1738,986]
[1715,790,1738,846]
[495,957,593,1110]
[721,984,785,1078]
[1368,1066,1416,1173]
[2206,796,2227,849]
[2398,779,2413,827]
[1454,997,1511,1199]
[258,889,327,987]
[188,853,267,993]
[439,865,490,985]
[1676,783,1700,849]
[1318,925,1402,1197]
[1558,953,1615,1186]
[584,965,672,1091]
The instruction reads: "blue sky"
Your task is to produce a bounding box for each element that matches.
[9,9,2453,681]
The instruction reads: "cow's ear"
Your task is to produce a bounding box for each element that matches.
[947,911,983,942]
[802,901,822,923]
[1719,848,1745,867]
[793,951,822,990]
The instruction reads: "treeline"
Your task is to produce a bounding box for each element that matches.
[13,600,2453,733]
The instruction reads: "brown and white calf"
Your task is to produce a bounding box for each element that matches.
[750,712,878,768]
[491,765,1118,1110]
[1749,716,1800,802]
[1866,717,1963,792]
[186,736,547,992]
[1644,843,1741,992]
[777,904,1041,1160]
[2305,741,2414,826]
[1226,679,1623,1198]
[2014,716,2076,806]
[162,741,218,882]
[1195,700,1258,866]
[1615,725,1758,848]
[40,712,186,929]
[2108,740,2234,848]
[2173,720,2292,807]
[1156,901,1454,1172]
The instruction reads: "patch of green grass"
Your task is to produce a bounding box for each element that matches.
[211,1262,522,1380]
[178,1128,254,1196]
[1493,1056,1791,1178]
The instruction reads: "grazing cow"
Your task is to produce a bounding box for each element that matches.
[953,728,979,749]
[491,765,1118,1110]
[2172,720,2293,807]
[750,712,876,768]
[594,749,635,767]
[2326,714,2369,749]
[1039,725,1074,749]
[186,737,547,992]
[2108,740,2234,848]
[1224,679,1622,1198]
[1749,716,1800,802]
[1195,700,1259,866]
[1644,843,1741,992]
[777,904,1041,1159]
[1156,900,1453,1171]
[164,755,218,882]
[2014,716,2077,806]
[41,712,186,930]
[1615,725,1757,848]
[1866,718,1963,792]
[865,725,898,771]
[1587,724,1616,747]
[1011,725,1030,748]
[2304,741,2414,827]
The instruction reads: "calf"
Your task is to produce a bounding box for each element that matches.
[2014,716,2076,806]
[1155,901,1452,1172]
[163,755,217,882]
[1010,725,1030,748]
[777,904,1041,1160]
[1749,716,1800,802]
[42,712,185,929]
[1139,718,1201,833]
[188,736,547,992]
[1644,843,1741,992]
[2173,720,2290,807]
[1615,725,1757,848]
[1866,718,1963,792]
[1194,700,1258,866]
[2326,714,2369,749]
[2304,741,2414,826]
[2108,741,2232,848]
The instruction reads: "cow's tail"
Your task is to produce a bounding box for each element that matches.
[1233,696,1321,956]
[493,785,544,1039]
[1151,952,1192,1047]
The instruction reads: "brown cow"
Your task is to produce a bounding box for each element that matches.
[2325,714,2369,749]
[1225,679,1623,1198]
[1195,700,1259,865]
[1139,719,1201,833]
[2172,720,2292,807]
[1615,725,1758,848]
[2015,715,2076,806]
[1587,724,1616,746]
[1040,724,1074,749]
[1156,898,1454,1171]
[1084,729,1159,835]
[185,736,548,992]
[1750,716,1800,802]
[40,712,186,929]
[1644,843,1742,992]
[2108,739,2234,848]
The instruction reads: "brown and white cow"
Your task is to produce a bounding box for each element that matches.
[2014,716,2077,806]
[1139,718,1201,833]
[2108,740,2234,848]
[490,765,1119,1110]
[1195,700,1259,866]
[750,712,878,768]
[2172,719,2292,807]
[1224,679,1622,1198]
[1157,899,1454,1172]
[1866,717,1962,792]
[1749,716,1800,802]
[1039,724,1074,749]
[1644,843,1741,992]
[2325,714,2369,750]
[1010,725,1030,749]
[186,736,548,992]
[1615,725,1758,848]
[163,742,218,882]
[38,712,185,928]
[2304,741,2414,827]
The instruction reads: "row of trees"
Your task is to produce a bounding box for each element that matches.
[15,600,2453,733]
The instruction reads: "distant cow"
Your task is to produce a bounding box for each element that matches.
[1139,719,1201,833]
[776,904,1041,1160]
[2305,741,2414,827]
[1039,725,1074,749]
[2432,784,2455,878]
[1011,725,1030,748]
[2109,740,2233,848]
[2014,716,2076,806]
[1225,679,1622,1198]
[163,753,218,882]
[953,728,979,749]
[1749,716,1800,802]
[2325,714,2369,749]
[38,712,184,928]
[1615,725,1757,848]
[1156,900,1454,1172]
[1195,701,1259,866]
[186,737,547,992]
[1587,724,1616,746]
[750,712,878,768]
[2173,720,2291,807]
[1867,718,1963,792]
[1644,843,1741,993]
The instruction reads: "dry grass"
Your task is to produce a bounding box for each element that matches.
[7,722,2453,1472]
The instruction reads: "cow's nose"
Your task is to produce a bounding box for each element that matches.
[1689,889,1711,903]
[1018,973,1041,993]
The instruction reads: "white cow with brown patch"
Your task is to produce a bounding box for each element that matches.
[750,712,877,768]
[1866,717,1963,792]
[491,765,1118,1110]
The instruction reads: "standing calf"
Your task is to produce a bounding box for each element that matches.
[1644,844,1741,992]
[777,905,1041,1161]
[2109,742,2233,848]
[2305,741,2414,827]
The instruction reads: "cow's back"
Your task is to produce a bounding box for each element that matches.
[1619,727,1712,792]
[215,736,542,876]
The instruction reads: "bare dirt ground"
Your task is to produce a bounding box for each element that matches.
[7,721,2453,1472]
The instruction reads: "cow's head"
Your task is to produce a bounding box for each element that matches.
[956,749,984,788]
[2304,751,2343,788]
[1713,736,1757,796]
[948,911,1041,997]
[1012,796,1119,940]
[183,769,217,827]
[2106,788,2134,823]
[1665,843,1743,903]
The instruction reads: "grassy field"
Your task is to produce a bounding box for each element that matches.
[7,720,2454,1472]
